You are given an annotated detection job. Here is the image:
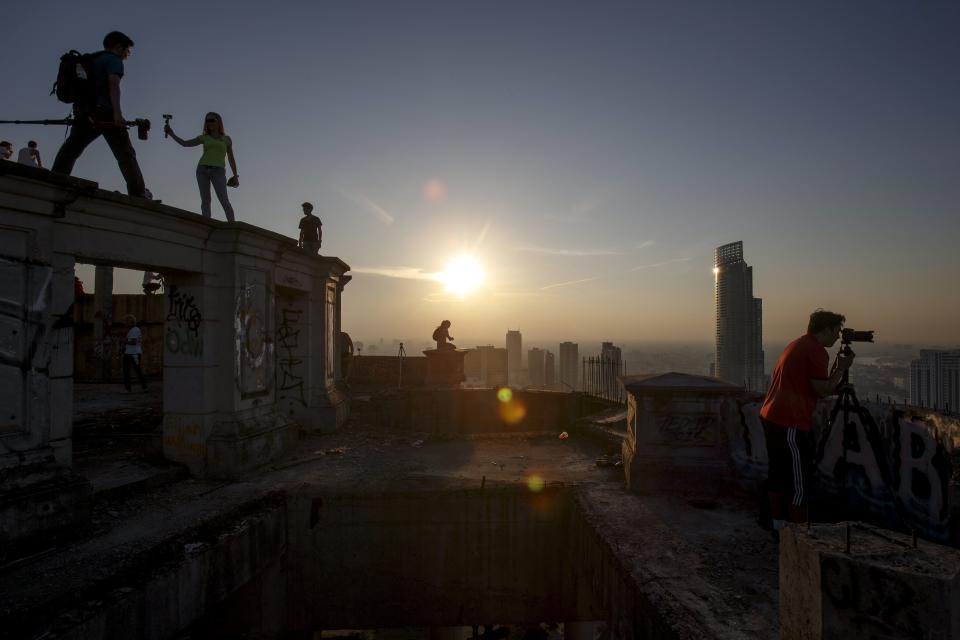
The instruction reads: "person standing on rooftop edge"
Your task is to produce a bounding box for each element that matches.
[298,202,322,254]
[51,31,148,198]
[165,112,238,222]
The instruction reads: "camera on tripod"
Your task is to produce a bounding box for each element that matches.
[841,328,874,344]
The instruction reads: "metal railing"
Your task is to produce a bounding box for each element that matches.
[582,356,626,404]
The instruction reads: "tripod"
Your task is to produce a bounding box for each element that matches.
[817,343,910,530]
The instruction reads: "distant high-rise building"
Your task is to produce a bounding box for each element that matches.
[601,341,622,362]
[910,350,960,411]
[594,341,624,400]
[464,345,509,387]
[506,329,522,384]
[528,347,545,386]
[714,241,764,392]
[545,350,555,388]
[559,342,579,391]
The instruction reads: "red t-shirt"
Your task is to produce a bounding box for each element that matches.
[759,333,829,430]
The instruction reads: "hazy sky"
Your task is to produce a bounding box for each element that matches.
[4,2,959,345]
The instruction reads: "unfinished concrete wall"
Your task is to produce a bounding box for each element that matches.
[0,163,351,522]
[0,174,92,552]
[349,354,429,389]
[356,388,583,435]
[285,488,582,630]
[729,399,960,544]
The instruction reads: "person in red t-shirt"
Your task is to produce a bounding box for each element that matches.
[760,309,854,533]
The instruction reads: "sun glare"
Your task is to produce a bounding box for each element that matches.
[440,255,485,296]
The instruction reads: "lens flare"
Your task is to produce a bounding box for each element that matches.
[527,474,545,492]
[497,387,513,403]
[423,178,447,202]
[498,397,527,425]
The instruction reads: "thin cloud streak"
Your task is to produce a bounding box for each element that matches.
[630,257,692,271]
[539,276,601,291]
[352,266,439,281]
[515,244,620,257]
[338,189,395,225]
[472,219,492,252]
[637,240,655,249]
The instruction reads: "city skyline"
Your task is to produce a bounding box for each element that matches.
[7,2,960,344]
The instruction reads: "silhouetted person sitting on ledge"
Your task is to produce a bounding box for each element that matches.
[432,320,456,351]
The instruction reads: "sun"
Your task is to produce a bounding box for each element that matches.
[440,255,485,296]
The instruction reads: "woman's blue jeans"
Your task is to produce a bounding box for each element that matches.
[196,164,235,222]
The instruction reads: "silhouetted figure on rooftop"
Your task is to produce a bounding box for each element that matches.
[432,320,456,351]
[51,31,147,198]
[298,202,322,254]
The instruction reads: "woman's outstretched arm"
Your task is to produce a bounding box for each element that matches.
[164,126,201,147]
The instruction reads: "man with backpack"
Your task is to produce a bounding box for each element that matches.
[51,31,147,198]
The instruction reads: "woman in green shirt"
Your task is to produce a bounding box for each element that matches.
[164,112,238,221]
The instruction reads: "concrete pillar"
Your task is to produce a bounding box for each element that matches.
[162,272,214,477]
[306,271,349,432]
[93,265,113,381]
[0,219,90,553]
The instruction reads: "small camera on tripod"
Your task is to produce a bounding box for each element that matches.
[841,328,874,344]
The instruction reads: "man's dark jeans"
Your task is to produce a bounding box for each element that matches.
[52,119,146,197]
[123,354,147,392]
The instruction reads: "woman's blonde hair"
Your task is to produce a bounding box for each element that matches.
[203,112,225,136]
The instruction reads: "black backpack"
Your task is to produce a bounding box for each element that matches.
[51,50,104,108]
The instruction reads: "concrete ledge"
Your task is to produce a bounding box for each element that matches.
[780,522,960,639]
[0,464,92,558]
[4,493,287,640]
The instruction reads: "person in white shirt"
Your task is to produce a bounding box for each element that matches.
[17,141,42,168]
[123,314,147,392]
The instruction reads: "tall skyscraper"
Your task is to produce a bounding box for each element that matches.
[506,329,522,384]
[559,341,579,391]
[714,241,765,391]
[544,350,556,388]
[528,347,545,386]
[910,350,960,411]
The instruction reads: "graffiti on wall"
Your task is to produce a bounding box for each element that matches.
[166,285,202,332]
[732,400,958,541]
[0,258,71,436]
[165,285,203,358]
[655,413,718,445]
[277,306,306,407]
[235,270,273,396]
[162,415,204,457]
[816,405,953,536]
